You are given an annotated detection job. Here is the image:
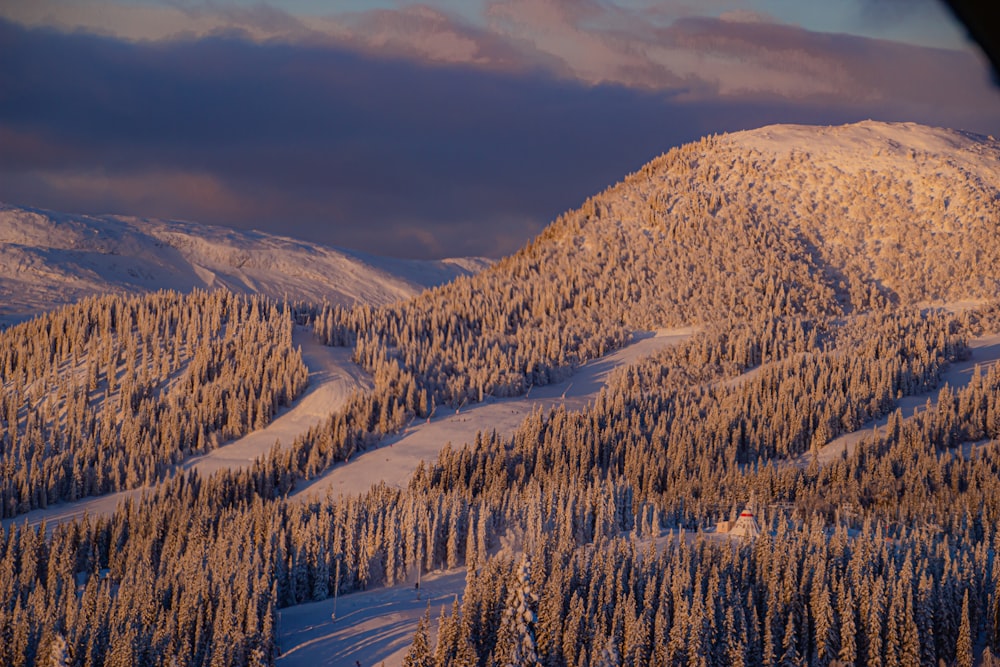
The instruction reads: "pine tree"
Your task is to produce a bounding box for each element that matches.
[49,633,71,667]
[811,581,836,667]
[838,590,857,667]
[434,599,461,667]
[492,556,541,667]
[405,606,434,667]
[956,591,973,667]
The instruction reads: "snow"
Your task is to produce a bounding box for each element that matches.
[726,120,1000,180]
[1,328,692,534]
[182,327,372,477]
[291,327,695,501]
[797,332,1000,467]
[0,326,373,534]
[276,524,722,667]
[277,568,466,667]
[0,203,491,322]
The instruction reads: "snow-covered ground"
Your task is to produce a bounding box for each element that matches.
[729,121,1000,179]
[797,333,1000,466]
[1,328,693,533]
[278,568,467,667]
[290,327,695,501]
[276,526,731,667]
[275,328,694,666]
[0,327,372,533]
[183,327,372,477]
[0,202,491,322]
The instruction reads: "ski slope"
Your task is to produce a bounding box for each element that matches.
[1,328,694,533]
[0,326,372,533]
[797,332,1000,466]
[183,327,372,477]
[290,327,695,501]
[278,569,467,667]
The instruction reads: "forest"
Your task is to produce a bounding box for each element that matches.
[2,123,1000,666]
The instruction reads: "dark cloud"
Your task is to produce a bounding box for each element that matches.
[0,18,998,258]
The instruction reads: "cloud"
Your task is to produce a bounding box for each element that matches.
[853,0,941,26]
[335,5,531,69]
[0,11,997,258]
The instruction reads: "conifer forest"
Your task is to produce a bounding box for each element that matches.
[2,122,1000,666]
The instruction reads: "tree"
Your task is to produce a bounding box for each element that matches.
[956,591,973,667]
[49,633,71,667]
[405,606,434,667]
[838,591,857,667]
[492,556,541,667]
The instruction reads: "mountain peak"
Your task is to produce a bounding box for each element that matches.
[722,120,999,168]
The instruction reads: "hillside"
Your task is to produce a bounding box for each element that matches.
[0,203,491,324]
[513,119,999,323]
[317,120,1000,411]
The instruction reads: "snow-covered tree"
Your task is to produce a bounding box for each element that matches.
[492,556,541,667]
[49,633,71,667]
[404,606,434,667]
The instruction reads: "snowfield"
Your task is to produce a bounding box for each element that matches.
[0,202,491,324]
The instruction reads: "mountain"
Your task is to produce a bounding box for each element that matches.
[0,203,491,324]
[323,120,1000,409]
[4,120,1000,667]
[510,119,1000,325]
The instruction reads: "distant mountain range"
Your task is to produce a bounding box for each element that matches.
[0,204,491,324]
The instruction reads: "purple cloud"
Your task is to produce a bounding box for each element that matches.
[0,12,997,258]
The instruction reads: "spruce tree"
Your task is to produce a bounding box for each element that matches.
[404,606,434,667]
[956,591,973,667]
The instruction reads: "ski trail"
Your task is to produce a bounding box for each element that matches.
[795,333,1000,467]
[277,569,466,667]
[290,328,695,500]
[1,326,371,532]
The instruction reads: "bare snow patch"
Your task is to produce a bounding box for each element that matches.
[725,120,1000,180]
[277,569,465,667]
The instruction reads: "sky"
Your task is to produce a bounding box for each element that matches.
[1,0,998,258]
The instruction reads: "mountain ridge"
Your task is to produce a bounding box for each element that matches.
[0,202,492,324]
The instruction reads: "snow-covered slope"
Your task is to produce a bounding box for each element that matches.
[494,120,1000,330]
[0,204,491,323]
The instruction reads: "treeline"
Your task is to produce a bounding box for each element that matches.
[426,525,987,667]
[0,290,308,517]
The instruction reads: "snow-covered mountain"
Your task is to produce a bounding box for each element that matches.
[476,120,1000,330]
[0,204,491,323]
